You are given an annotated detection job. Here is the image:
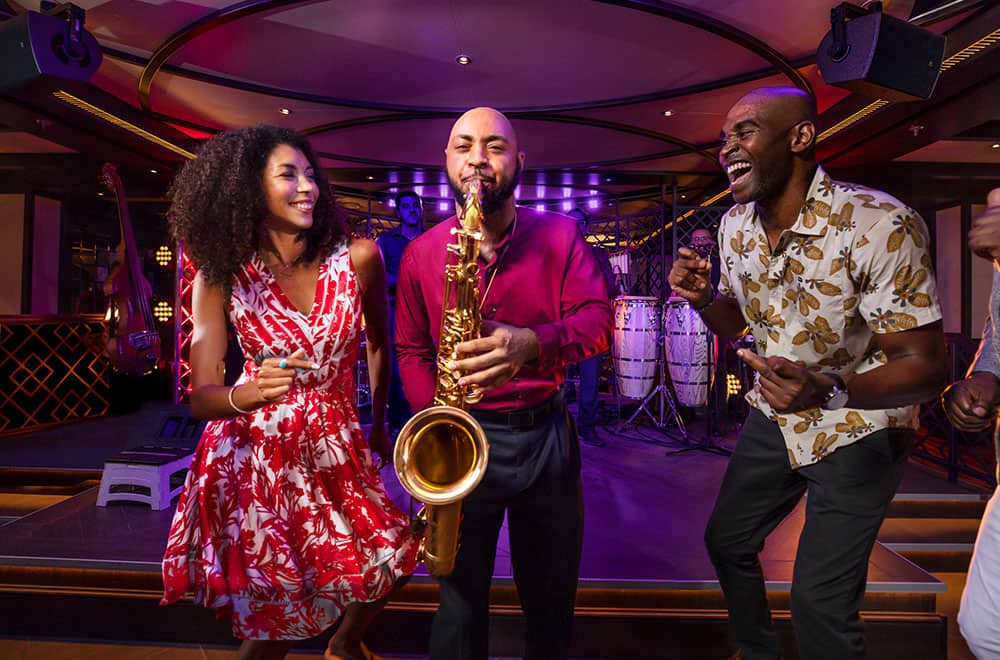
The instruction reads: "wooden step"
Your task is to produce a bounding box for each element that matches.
[879,516,982,571]
[888,496,987,519]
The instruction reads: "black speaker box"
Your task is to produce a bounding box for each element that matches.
[817,9,946,102]
[0,10,102,93]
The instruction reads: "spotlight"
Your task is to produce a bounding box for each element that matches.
[155,245,172,267]
[153,300,173,323]
[456,54,472,65]
[278,107,292,115]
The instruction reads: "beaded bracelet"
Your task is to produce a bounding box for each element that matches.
[227,385,253,415]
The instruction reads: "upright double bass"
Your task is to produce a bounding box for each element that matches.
[101,163,160,375]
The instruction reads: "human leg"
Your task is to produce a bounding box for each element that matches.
[790,428,912,660]
[507,409,583,660]
[959,486,1000,658]
[386,303,411,434]
[326,576,411,660]
[704,409,807,660]
[428,493,505,660]
[576,352,604,445]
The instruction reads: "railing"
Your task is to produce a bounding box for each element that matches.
[916,333,997,488]
[0,315,111,435]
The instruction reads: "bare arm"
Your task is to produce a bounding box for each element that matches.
[351,238,390,431]
[737,321,948,414]
[844,321,948,409]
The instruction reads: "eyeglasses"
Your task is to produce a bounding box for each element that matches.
[718,128,760,150]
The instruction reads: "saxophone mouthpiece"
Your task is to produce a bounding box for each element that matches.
[461,179,483,232]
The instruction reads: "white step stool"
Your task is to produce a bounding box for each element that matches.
[96,446,194,510]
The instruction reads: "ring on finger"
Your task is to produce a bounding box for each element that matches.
[278,358,288,369]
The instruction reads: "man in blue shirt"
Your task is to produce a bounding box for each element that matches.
[378,190,423,436]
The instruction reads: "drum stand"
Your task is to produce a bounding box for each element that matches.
[663,329,732,457]
[618,328,687,440]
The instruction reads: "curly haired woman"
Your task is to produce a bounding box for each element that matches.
[160,125,418,660]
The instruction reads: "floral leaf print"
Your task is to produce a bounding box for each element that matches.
[769,412,789,428]
[788,449,799,468]
[786,286,821,316]
[887,212,925,252]
[856,235,870,249]
[811,432,840,461]
[805,277,842,298]
[829,246,855,277]
[801,198,831,228]
[793,408,824,434]
[829,201,857,235]
[869,307,919,331]
[739,271,762,297]
[819,347,853,369]
[842,295,858,311]
[835,411,875,438]
[856,193,898,213]
[788,238,824,261]
[744,298,768,328]
[731,230,756,259]
[892,265,932,308]
[792,316,840,353]
[818,176,836,197]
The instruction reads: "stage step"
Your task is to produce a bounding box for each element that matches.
[0,468,101,520]
[0,585,947,660]
[881,493,987,572]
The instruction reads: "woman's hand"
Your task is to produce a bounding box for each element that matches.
[252,348,318,404]
[367,423,393,469]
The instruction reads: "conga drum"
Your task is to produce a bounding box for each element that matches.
[663,298,711,407]
[612,296,661,399]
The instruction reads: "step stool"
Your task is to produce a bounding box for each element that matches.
[96,446,194,510]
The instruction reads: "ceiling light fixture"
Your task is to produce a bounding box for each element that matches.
[992,143,1000,149]
[52,90,196,159]
[149,168,158,174]
[456,54,472,65]
[279,108,292,115]
[662,110,674,117]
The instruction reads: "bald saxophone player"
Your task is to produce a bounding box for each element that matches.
[394,107,613,660]
[669,86,947,660]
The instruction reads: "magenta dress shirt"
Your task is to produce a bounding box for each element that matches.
[395,207,613,412]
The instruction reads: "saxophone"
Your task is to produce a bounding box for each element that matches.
[393,180,491,577]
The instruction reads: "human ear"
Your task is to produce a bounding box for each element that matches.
[789,121,815,154]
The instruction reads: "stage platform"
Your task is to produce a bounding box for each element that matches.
[0,401,985,659]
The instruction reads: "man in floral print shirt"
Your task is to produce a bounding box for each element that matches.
[669,87,948,660]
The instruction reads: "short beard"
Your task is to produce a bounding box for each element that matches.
[449,161,522,215]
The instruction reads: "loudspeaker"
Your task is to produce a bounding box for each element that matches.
[817,4,946,102]
[0,9,102,93]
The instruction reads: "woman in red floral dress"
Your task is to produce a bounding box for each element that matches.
[161,125,418,660]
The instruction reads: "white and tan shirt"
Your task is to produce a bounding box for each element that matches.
[717,165,942,468]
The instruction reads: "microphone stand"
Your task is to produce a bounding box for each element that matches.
[663,328,731,457]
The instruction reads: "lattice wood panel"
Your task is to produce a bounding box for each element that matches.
[0,316,111,434]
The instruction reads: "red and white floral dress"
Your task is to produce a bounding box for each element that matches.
[161,243,419,640]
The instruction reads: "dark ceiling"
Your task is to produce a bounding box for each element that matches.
[0,0,997,225]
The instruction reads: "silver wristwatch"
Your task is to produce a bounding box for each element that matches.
[821,373,849,411]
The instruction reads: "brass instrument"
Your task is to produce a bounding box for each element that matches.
[393,180,490,577]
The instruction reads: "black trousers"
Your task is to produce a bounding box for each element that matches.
[429,394,583,660]
[705,408,913,660]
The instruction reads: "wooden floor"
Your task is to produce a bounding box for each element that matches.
[0,400,986,658]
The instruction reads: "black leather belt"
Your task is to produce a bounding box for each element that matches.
[472,394,564,429]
